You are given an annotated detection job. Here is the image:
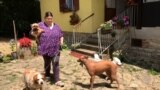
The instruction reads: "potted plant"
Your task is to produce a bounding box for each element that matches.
[30,41,38,56]
[0,52,4,62]
[112,50,122,59]
[112,16,130,29]
[18,34,32,59]
[2,54,12,63]
[123,16,130,29]
[110,31,117,38]
[70,11,80,25]
[9,39,18,59]
[116,19,124,29]
[100,20,113,34]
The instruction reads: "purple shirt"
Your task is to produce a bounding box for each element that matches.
[38,22,63,57]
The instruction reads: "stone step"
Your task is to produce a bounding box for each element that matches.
[72,48,97,57]
[85,38,114,45]
[80,43,100,51]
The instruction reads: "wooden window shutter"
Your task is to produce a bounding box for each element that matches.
[73,0,79,11]
[59,0,66,12]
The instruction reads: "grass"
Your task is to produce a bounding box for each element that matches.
[59,64,64,68]
[6,74,17,82]
[15,71,23,75]
[70,84,77,90]
[72,69,78,73]
[70,87,77,90]
[148,68,159,75]
[61,78,68,82]
[124,64,141,73]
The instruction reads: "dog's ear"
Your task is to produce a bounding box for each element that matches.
[31,23,39,28]
[33,74,38,84]
[78,55,89,62]
[41,72,46,80]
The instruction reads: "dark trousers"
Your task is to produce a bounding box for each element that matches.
[43,53,60,82]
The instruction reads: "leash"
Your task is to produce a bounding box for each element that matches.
[43,45,63,72]
[43,51,60,72]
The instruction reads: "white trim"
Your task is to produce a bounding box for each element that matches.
[144,0,160,3]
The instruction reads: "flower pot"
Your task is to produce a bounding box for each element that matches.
[116,24,123,29]
[101,28,112,34]
[11,52,18,59]
[110,31,116,38]
[0,52,3,62]
[19,47,32,59]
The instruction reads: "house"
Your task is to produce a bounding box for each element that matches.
[40,0,105,33]
[40,0,160,71]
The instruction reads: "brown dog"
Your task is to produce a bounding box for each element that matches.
[23,69,45,90]
[31,23,44,44]
[77,56,119,90]
[31,23,44,37]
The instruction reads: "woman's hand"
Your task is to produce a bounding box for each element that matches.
[37,28,44,37]
[31,28,44,37]
[60,37,64,46]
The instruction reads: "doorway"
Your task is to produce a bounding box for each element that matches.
[105,0,116,21]
[105,0,127,21]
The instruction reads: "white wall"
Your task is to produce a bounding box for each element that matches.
[131,27,160,40]
[130,27,160,48]
[144,0,160,3]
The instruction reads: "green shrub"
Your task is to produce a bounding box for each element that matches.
[61,42,69,50]
[31,41,38,56]
[2,55,12,63]
[148,68,159,75]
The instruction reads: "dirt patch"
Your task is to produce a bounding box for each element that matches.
[0,38,12,55]
[0,40,160,90]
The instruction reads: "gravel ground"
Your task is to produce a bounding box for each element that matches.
[0,39,160,90]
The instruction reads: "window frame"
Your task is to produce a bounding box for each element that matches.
[59,0,79,13]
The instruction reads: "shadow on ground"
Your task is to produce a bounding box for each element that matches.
[73,81,117,89]
[120,49,160,73]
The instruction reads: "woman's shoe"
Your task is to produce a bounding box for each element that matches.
[46,76,50,82]
[55,81,64,87]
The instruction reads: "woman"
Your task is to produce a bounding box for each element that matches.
[32,11,64,87]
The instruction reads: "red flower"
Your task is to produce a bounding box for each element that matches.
[18,34,31,48]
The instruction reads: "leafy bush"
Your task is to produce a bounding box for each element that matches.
[110,31,117,37]
[9,39,16,52]
[148,68,159,75]
[30,41,38,56]
[2,54,12,63]
[61,42,69,50]
[100,20,113,30]
[112,16,130,28]
[0,52,3,62]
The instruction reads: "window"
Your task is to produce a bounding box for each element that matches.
[59,0,79,12]
[106,0,115,8]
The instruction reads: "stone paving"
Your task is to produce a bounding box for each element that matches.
[0,50,160,90]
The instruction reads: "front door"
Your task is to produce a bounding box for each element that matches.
[105,0,116,21]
